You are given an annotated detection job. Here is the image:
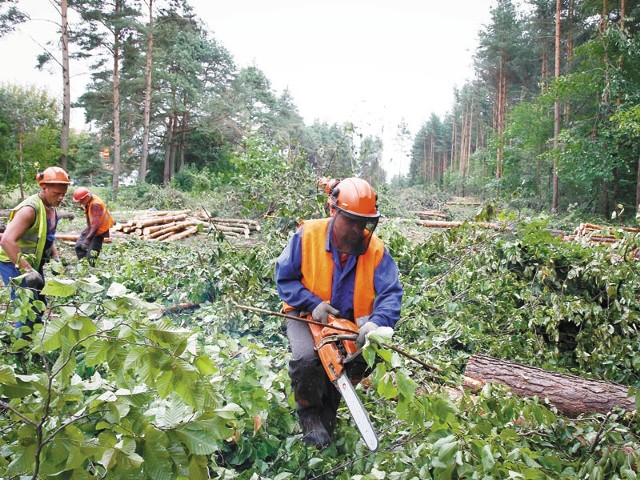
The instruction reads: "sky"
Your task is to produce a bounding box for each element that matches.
[0,0,496,177]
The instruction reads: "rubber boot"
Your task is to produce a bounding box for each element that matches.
[298,407,330,449]
[320,387,341,436]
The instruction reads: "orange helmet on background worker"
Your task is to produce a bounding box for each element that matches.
[73,187,91,204]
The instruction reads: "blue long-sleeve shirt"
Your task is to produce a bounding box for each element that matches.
[275,219,403,328]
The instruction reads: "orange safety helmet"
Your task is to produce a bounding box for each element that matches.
[73,187,91,203]
[329,178,380,219]
[36,166,71,186]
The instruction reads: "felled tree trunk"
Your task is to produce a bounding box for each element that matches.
[463,354,636,416]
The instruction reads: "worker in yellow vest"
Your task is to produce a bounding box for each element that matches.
[72,187,115,266]
[0,166,71,331]
[275,177,403,448]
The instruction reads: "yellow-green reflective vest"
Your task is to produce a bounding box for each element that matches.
[0,194,48,269]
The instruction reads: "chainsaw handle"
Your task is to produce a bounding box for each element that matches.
[315,333,358,350]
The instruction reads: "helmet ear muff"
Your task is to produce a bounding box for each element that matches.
[327,187,339,216]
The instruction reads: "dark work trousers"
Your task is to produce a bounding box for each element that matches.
[0,261,46,333]
[75,232,106,266]
[286,311,369,436]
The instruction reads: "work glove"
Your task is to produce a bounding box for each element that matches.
[311,301,339,323]
[23,269,45,290]
[356,316,370,327]
[356,320,378,348]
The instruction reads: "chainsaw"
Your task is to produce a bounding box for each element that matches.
[305,313,379,451]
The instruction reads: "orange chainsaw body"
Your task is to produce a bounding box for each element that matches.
[306,314,359,382]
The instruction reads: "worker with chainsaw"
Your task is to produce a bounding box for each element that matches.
[0,166,71,331]
[72,187,115,266]
[275,177,403,448]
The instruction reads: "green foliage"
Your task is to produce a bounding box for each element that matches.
[3,206,640,478]
[111,184,191,211]
[0,83,62,191]
[208,136,322,223]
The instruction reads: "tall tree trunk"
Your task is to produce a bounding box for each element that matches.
[552,0,561,212]
[564,0,574,123]
[111,0,122,199]
[179,99,188,171]
[422,137,427,188]
[429,134,435,184]
[59,0,70,170]
[466,97,474,180]
[450,109,457,174]
[163,113,174,186]
[495,54,506,180]
[603,180,610,218]
[169,117,178,176]
[139,0,153,183]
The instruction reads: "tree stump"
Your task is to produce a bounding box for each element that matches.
[463,354,636,416]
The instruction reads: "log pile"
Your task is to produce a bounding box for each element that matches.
[112,209,260,242]
[564,222,640,245]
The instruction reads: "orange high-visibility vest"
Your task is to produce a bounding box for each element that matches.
[86,195,115,235]
[284,218,384,320]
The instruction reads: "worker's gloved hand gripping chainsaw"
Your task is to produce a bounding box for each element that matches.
[304,312,379,451]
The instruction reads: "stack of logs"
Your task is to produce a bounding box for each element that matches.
[113,209,260,242]
[563,222,640,244]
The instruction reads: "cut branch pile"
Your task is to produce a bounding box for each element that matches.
[414,219,640,250]
[112,209,260,241]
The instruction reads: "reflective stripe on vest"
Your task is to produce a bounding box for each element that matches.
[86,196,115,235]
[0,194,47,267]
[285,218,384,320]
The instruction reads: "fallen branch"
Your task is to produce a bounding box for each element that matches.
[416,220,510,231]
[148,301,201,320]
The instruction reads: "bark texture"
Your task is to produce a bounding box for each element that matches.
[463,354,636,416]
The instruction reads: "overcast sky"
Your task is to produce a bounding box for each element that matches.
[0,0,496,176]
[190,1,494,131]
